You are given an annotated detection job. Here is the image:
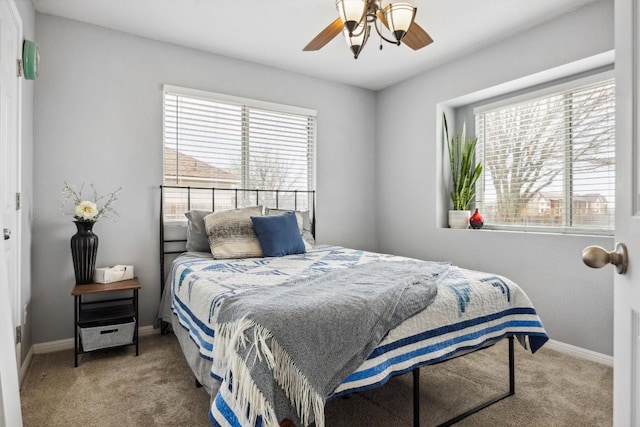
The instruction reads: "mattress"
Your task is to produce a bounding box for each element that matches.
[159,245,548,426]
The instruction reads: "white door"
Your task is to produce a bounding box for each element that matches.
[584,0,640,424]
[0,213,22,427]
[0,1,21,424]
[613,0,640,425]
[0,0,21,367]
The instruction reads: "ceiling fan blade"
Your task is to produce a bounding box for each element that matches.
[376,7,433,51]
[376,9,389,28]
[402,22,433,50]
[303,18,344,51]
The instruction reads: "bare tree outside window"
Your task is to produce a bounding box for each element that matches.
[475,78,615,233]
[248,151,293,190]
[229,149,307,208]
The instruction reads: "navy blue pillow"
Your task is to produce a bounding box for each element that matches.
[250,211,306,257]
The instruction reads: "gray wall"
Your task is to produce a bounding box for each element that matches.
[376,0,615,355]
[32,14,377,343]
[15,0,34,363]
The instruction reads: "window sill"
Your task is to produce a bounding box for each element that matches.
[441,225,613,238]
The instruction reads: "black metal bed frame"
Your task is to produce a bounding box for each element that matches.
[411,336,515,427]
[158,184,516,427]
[159,185,316,295]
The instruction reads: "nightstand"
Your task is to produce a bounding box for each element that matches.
[71,277,141,367]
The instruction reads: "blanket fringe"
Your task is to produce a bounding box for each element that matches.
[223,347,280,426]
[215,318,279,427]
[213,317,325,427]
[269,334,325,427]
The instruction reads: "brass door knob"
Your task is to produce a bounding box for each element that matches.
[582,242,628,275]
[3,228,10,241]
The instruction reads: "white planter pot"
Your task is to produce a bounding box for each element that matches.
[449,210,470,229]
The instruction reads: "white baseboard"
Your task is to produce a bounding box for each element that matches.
[19,345,34,385]
[32,325,160,355]
[545,339,613,367]
[28,330,613,367]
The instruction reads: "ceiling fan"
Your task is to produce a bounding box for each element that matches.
[303,0,433,59]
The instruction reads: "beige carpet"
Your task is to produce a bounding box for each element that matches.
[20,334,612,426]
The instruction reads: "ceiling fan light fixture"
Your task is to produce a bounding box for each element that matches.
[386,3,416,43]
[303,0,431,57]
[344,23,370,59]
[336,0,366,35]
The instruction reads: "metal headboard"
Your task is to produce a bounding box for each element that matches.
[159,185,316,295]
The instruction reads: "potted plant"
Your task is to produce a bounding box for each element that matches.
[443,113,483,229]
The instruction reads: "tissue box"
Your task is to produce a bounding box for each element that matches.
[94,265,134,283]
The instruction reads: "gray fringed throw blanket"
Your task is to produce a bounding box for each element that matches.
[211,260,450,427]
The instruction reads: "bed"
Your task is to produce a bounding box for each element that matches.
[157,186,548,427]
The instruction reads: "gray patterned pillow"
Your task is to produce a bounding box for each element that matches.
[204,206,264,259]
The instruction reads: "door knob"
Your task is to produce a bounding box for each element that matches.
[582,242,628,275]
[3,228,10,241]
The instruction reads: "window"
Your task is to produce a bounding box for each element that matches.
[163,85,316,220]
[475,75,615,234]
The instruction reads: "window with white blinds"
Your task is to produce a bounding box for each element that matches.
[163,85,316,219]
[474,76,615,234]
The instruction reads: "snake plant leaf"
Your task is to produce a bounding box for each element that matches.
[444,112,483,211]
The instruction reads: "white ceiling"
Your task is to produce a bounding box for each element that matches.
[33,0,600,91]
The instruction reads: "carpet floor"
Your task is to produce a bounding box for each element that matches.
[20,333,612,426]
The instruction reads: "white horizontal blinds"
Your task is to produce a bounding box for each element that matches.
[164,93,243,184]
[163,87,316,219]
[475,78,615,233]
[246,107,315,209]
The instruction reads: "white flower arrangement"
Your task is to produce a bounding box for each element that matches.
[62,182,122,222]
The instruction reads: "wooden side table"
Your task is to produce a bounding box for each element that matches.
[71,277,141,367]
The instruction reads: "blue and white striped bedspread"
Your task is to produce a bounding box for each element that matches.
[169,245,548,427]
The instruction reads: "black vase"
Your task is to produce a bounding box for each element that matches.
[71,221,99,284]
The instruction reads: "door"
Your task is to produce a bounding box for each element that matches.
[585,0,640,424]
[0,0,20,366]
[614,0,640,425]
[0,213,22,427]
[0,0,21,424]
